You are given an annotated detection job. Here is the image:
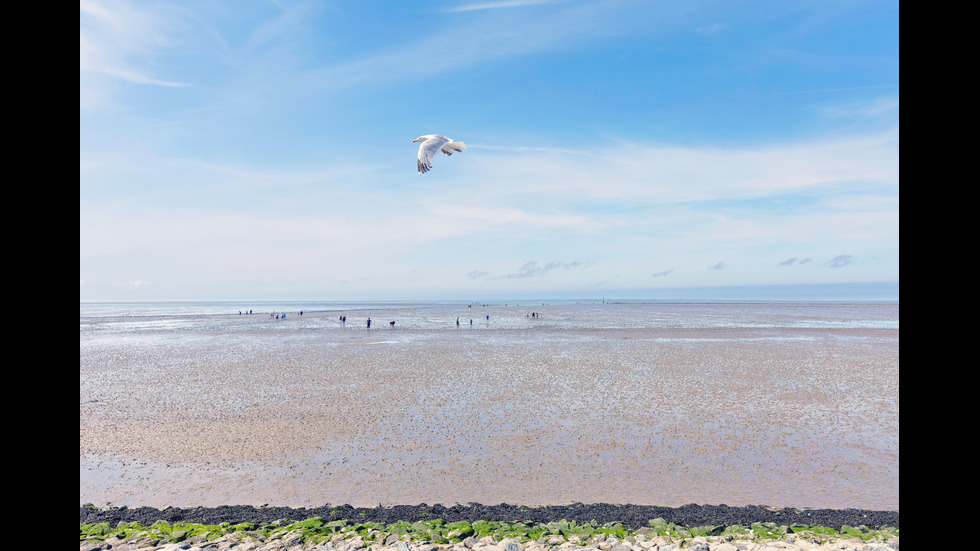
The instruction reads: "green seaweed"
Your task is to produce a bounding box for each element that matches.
[80,522,112,539]
[79,516,899,548]
[387,520,415,535]
[149,520,172,535]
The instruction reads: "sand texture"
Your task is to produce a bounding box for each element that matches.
[80,302,899,510]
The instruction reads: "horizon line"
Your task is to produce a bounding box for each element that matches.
[80,281,898,304]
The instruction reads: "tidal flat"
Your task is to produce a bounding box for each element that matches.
[80,302,899,510]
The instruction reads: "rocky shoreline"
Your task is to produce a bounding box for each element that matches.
[80,503,899,551]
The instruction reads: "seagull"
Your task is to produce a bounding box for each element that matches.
[413,134,466,175]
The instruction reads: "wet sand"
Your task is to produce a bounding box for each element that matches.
[79,304,898,510]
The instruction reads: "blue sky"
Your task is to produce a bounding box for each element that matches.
[80,0,899,302]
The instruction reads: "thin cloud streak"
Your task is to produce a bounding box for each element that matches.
[79,0,189,91]
[446,0,571,12]
[302,0,642,92]
[465,127,898,205]
[779,257,812,266]
[830,254,855,268]
[491,260,593,280]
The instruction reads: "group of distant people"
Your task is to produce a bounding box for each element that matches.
[255,310,303,319]
[234,310,397,325]
[238,310,539,328]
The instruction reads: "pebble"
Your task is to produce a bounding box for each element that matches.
[80,530,899,551]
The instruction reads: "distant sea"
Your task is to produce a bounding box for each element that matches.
[78,282,899,319]
[79,298,899,332]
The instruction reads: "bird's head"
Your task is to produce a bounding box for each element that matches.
[412,136,423,143]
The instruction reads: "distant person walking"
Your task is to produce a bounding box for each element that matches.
[367,318,371,329]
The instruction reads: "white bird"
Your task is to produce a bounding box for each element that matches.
[413,134,466,175]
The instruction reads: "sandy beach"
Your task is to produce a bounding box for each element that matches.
[79,302,898,510]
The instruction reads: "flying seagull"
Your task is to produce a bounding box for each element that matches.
[413,134,466,175]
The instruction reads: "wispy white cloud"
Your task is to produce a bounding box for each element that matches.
[818,95,899,119]
[491,260,593,279]
[446,0,571,13]
[113,280,151,290]
[779,257,812,266]
[465,127,899,205]
[79,0,189,93]
[768,85,897,97]
[304,0,642,92]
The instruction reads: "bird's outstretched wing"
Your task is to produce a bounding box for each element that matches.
[418,135,451,174]
[441,141,466,156]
